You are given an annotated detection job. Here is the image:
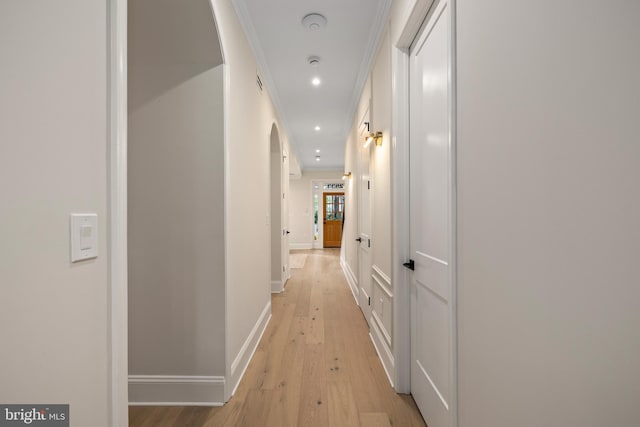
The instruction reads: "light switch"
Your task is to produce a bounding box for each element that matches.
[71,213,98,262]
[79,224,93,250]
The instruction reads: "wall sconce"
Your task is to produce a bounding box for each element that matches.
[364,131,383,148]
[342,172,352,180]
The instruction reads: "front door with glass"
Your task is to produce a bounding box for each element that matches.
[323,192,344,248]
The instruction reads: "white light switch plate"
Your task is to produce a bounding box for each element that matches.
[70,213,98,262]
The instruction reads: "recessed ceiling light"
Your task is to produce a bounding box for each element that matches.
[315,156,321,162]
[314,126,320,131]
[312,77,321,86]
[316,149,320,153]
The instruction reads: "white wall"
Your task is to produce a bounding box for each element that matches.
[368,24,395,378]
[128,0,226,403]
[456,1,640,426]
[0,1,110,424]
[370,26,393,280]
[342,25,396,381]
[342,76,372,295]
[212,0,295,396]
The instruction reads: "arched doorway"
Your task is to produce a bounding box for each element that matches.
[270,124,285,293]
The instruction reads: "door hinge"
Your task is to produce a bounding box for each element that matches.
[368,296,371,306]
[367,180,370,190]
[368,239,371,248]
[403,259,415,271]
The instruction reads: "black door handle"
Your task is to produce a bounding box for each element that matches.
[403,259,415,271]
[355,237,362,242]
[286,230,290,234]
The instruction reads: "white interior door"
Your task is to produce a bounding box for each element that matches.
[358,112,373,323]
[408,1,455,427]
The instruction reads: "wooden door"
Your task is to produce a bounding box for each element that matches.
[408,1,456,426]
[323,192,344,248]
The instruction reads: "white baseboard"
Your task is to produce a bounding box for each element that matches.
[370,323,395,388]
[271,279,284,293]
[128,375,225,406]
[228,301,271,398]
[340,258,359,305]
[290,243,313,250]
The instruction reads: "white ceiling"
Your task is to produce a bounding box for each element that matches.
[233,0,391,171]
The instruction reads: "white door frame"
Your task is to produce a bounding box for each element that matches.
[391,2,457,425]
[108,0,129,424]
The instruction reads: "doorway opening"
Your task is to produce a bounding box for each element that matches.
[270,124,285,293]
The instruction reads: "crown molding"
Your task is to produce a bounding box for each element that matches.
[230,0,301,163]
[340,0,393,139]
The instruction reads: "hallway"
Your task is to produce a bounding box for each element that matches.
[129,250,425,427]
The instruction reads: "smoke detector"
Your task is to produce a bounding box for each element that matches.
[308,56,321,67]
[302,13,327,31]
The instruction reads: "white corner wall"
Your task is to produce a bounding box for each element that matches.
[128,0,226,404]
[456,1,640,426]
[0,1,110,424]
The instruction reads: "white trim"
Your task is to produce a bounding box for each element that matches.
[129,402,223,407]
[371,309,392,346]
[222,62,233,403]
[228,301,272,397]
[369,329,395,388]
[340,258,360,305]
[271,279,285,294]
[108,0,128,425]
[128,375,225,406]
[371,275,393,348]
[416,250,448,266]
[396,0,437,49]
[230,0,300,162]
[449,3,459,426]
[390,35,411,395]
[290,243,313,250]
[340,0,394,138]
[371,265,392,295]
[416,359,449,410]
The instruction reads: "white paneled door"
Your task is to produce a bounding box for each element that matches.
[358,111,373,325]
[357,127,372,324]
[408,1,456,427]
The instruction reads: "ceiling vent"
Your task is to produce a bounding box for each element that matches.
[302,13,327,31]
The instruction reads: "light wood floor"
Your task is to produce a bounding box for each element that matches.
[129,249,426,427]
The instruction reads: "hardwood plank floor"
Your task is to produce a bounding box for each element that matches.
[129,249,426,427]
